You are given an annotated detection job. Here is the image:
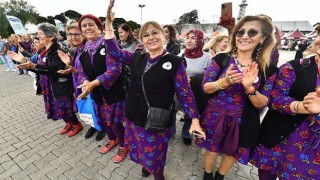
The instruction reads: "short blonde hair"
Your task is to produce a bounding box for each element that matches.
[65,23,79,32]
[203,34,229,51]
[139,21,164,41]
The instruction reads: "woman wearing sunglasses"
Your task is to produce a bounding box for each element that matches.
[194,15,277,180]
[249,28,320,180]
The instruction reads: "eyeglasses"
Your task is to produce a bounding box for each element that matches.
[236,29,260,38]
[67,33,82,37]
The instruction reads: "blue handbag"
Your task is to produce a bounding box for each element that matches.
[76,94,102,131]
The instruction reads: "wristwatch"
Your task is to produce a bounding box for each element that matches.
[247,90,258,97]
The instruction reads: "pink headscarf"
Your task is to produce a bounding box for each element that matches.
[184,29,204,59]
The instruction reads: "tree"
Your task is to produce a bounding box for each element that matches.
[46,16,55,25]
[64,10,82,20]
[0,6,13,37]
[54,13,67,24]
[178,9,200,24]
[35,15,49,24]
[172,19,183,35]
[1,0,38,25]
[126,20,140,31]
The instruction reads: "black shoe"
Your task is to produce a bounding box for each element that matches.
[85,127,97,139]
[183,137,192,146]
[142,167,150,177]
[95,130,106,141]
[214,171,224,180]
[203,171,213,180]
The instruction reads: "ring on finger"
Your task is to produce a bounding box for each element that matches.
[228,75,232,80]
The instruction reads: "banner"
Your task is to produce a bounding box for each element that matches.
[54,19,65,32]
[6,15,26,35]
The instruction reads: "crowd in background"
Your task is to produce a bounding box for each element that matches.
[1,0,320,180]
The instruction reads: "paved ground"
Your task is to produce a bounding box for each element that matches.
[0,50,295,180]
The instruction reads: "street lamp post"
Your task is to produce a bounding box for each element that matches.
[138,4,145,25]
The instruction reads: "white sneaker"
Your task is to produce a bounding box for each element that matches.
[11,69,17,72]
[5,69,11,72]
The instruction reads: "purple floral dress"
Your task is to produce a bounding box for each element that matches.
[77,37,126,127]
[105,38,199,173]
[250,62,320,179]
[195,57,276,164]
[37,51,76,120]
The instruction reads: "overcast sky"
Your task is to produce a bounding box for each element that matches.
[23,0,318,26]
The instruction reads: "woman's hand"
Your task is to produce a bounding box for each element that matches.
[106,0,115,22]
[57,50,71,66]
[242,62,259,90]
[303,89,320,114]
[224,64,243,86]
[189,119,206,140]
[7,51,25,63]
[17,59,35,70]
[77,80,100,100]
[57,66,77,75]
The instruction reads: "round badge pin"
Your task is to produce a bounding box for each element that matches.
[100,48,106,55]
[162,62,172,70]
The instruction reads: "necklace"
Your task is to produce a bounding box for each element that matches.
[235,58,252,71]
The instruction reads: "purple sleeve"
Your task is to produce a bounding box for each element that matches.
[175,62,200,119]
[201,60,222,90]
[96,56,122,90]
[258,72,277,108]
[76,56,89,85]
[105,38,134,66]
[269,63,297,115]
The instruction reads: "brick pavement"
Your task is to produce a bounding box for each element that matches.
[1,47,296,180]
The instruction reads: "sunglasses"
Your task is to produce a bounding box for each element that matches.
[236,29,260,38]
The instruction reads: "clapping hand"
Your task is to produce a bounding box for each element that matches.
[242,62,259,90]
[77,80,100,100]
[303,88,320,114]
[17,59,34,70]
[57,50,71,66]
[7,51,25,63]
[57,66,77,75]
[225,64,243,85]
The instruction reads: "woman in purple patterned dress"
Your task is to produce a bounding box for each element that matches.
[250,31,320,180]
[104,1,205,179]
[195,16,277,180]
[10,23,82,137]
[76,14,128,163]
[57,24,106,141]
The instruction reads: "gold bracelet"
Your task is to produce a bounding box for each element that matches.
[294,101,301,114]
[213,81,221,90]
[218,79,226,89]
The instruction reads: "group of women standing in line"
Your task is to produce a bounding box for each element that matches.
[9,0,319,179]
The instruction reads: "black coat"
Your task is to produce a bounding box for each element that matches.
[33,42,73,98]
[166,41,180,55]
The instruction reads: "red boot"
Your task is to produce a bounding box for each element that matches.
[113,146,129,163]
[67,123,83,137]
[60,123,73,134]
[100,139,118,154]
